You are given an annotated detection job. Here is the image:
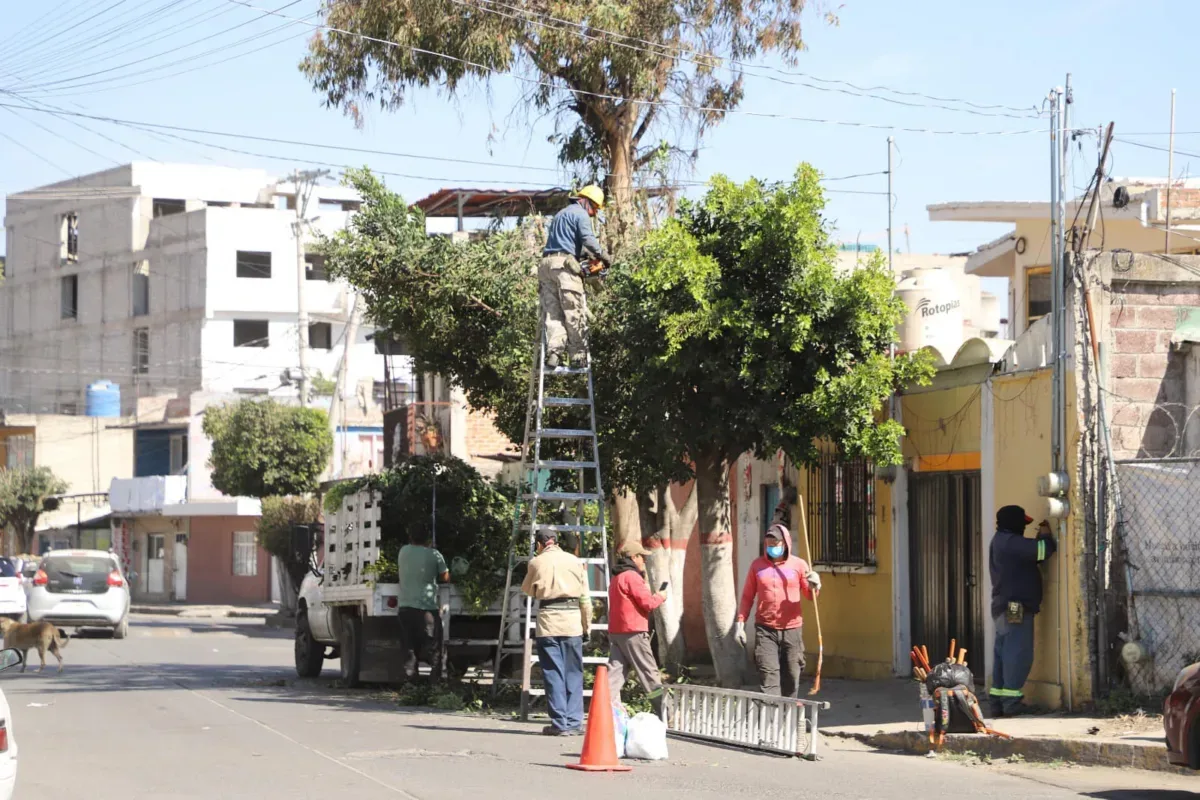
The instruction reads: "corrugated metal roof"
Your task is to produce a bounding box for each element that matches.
[412,186,677,218]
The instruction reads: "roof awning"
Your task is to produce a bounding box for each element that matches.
[966,233,1018,277]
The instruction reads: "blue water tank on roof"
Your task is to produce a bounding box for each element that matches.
[85,380,120,418]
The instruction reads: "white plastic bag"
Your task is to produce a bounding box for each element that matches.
[624,711,669,760]
[611,702,629,758]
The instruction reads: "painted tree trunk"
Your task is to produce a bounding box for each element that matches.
[695,451,745,688]
[642,484,694,675]
[610,488,641,555]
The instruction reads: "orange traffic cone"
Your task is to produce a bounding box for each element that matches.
[566,664,633,772]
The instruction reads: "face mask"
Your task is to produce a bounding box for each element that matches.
[766,545,785,559]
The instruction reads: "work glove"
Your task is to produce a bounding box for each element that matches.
[806,571,822,593]
[734,620,747,647]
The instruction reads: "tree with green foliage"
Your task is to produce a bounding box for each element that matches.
[0,467,69,554]
[302,0,832,235]
[202,399,334,499]
[592,165,932,683]
[320,167,928,683]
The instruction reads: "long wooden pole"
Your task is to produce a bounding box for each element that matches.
[796,497,823,695]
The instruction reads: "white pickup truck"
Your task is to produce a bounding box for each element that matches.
[293,486,511,685]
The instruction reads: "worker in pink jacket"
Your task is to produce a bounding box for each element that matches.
[735,522,821,697]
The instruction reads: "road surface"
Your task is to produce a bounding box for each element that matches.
[3,615,1194,799]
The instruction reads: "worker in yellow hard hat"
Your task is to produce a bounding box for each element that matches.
[539,184,611,369]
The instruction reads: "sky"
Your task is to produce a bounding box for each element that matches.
[0,0,1197,264]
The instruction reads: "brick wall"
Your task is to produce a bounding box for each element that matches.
[1107,281,1200,459]
[465,407,518,464]
[186,516,270,605]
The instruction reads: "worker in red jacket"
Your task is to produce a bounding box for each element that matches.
[736,522,821,697]
[607,540,668,716]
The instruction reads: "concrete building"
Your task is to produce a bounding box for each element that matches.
[1,162,406,415]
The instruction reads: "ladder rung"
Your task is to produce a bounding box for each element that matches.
[587,590,607,598]
[522,491,601,502]
[527,655,611,665]
[536,460,598,470]
[533,524,604,533]
[581,557,608,565]
[543,397,591,407]
[542,366,589,375]
[445,638,500,647]
[537,428,595,438]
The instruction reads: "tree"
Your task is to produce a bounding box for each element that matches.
[202,400,334,499]
[301,0,828,235]
[590,164,933,684]
[258,495,323,613]
[0,467,68,555]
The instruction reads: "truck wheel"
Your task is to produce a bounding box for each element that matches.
[294,611,324,678]
[339,613,363,687]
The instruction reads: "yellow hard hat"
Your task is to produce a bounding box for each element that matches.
[576,184,605,209]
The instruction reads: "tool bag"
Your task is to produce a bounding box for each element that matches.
[924,661,973,693]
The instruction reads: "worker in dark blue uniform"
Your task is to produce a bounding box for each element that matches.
[989,505,1056,717]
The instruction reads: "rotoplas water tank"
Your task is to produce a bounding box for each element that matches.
[85,380,121,418]
[895,267,964,357]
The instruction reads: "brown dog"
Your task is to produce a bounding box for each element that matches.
[0,618,69,673]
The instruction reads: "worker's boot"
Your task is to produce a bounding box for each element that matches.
[650,693,664,720]
[570,352,588,369]
[546,352,563,369]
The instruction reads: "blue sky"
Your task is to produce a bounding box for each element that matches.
[1,0,1196,259]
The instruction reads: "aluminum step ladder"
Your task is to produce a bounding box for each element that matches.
[491,333,612,719]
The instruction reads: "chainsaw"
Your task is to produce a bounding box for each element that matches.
[580,258,609,280]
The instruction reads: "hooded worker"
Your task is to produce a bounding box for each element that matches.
[606,540,668,716]
[735,522,822,698]
[989,504,1057,717]
[539,185,611,369]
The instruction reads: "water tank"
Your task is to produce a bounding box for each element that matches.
[895,267,964,357]
[978,292,1002,337]
[85,380,121,418]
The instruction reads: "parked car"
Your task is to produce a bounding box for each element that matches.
[0,648,25,800]
[0,560,26,622]
[1165,661,1200,768]
[27,550,130,639]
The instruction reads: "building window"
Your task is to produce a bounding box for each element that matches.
[133,327,149,375]
[169,433,188,475]
[805,453,876,567]
[60,275,78,319]
[305,253,329,281]
[760,483,781,538]
[57,402,78,415]
[232,531,257,577]
[152,199,186,218]
[3,435,34,469]
[1026,266,1051,328]
[132,261,149,317]
[309,322,333,350]
[233,319,269,348]
[236,250,272,279]
[61,213,78,264]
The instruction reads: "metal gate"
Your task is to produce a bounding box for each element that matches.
[909,471,984,678]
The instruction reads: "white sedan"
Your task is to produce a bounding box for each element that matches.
[0,560,26,622]
[27,551,130,638]
[0,648,25,799]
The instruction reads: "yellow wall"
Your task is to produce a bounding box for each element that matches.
[988,369,1091,708]
[902,385,982,469]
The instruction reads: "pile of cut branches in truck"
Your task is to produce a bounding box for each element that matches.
[323,455,513,613]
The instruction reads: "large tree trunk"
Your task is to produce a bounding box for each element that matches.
[603,129,637,253]
[642,484,694,676]
[695,450,744,688]
[610,489,641,555]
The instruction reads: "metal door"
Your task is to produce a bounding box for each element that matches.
[173,534,188,601]
[908,471,984,679]
[147,534,166,595]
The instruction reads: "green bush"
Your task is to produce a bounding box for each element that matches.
[326,455,513,612]
[258,496,322,590]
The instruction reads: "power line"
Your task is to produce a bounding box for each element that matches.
[229,0,1051,137]
[450,0,1042,120]
[0,127,70,177]
[0,0,132,74]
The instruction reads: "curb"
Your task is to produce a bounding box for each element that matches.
[131,606,273,619]
[827,728,1188,774]
[264,613,295,630]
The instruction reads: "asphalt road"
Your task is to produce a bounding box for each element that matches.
[1,615,1195,799]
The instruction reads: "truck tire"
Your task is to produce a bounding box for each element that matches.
[339,612,363,687]
[294,611,324,678]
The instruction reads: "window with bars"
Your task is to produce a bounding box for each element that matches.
[132,261,149,317]
[232,531,257,577]
[805,453,876,567]
[133,327,149,375]
[235,250,272,279]
[60,275,78,319]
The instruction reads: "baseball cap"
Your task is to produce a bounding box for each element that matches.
[618,540,649,558]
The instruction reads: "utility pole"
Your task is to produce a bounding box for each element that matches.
[290,168,330,407]
[1167,89,1177,254]
[328,292,362,478]
[887,136,894,275]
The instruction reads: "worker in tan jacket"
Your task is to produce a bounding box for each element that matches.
[521,530,592,736]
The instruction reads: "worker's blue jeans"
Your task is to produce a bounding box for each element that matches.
[990,612,1036,712]
[537,635,584,731]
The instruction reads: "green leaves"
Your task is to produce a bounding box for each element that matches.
[202,400,333,499]
[0,467,69,554]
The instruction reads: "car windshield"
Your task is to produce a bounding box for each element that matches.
[0,558,16,578]
[43,556,114,579]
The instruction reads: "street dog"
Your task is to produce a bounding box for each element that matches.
[0,618,69,673]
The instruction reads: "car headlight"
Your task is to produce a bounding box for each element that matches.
[1174,663,1200,693]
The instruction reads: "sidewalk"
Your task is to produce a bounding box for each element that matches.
[815,678,1177,773]
[130,602,277,619]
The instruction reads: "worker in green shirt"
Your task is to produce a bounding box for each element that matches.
[396,522,450,682]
